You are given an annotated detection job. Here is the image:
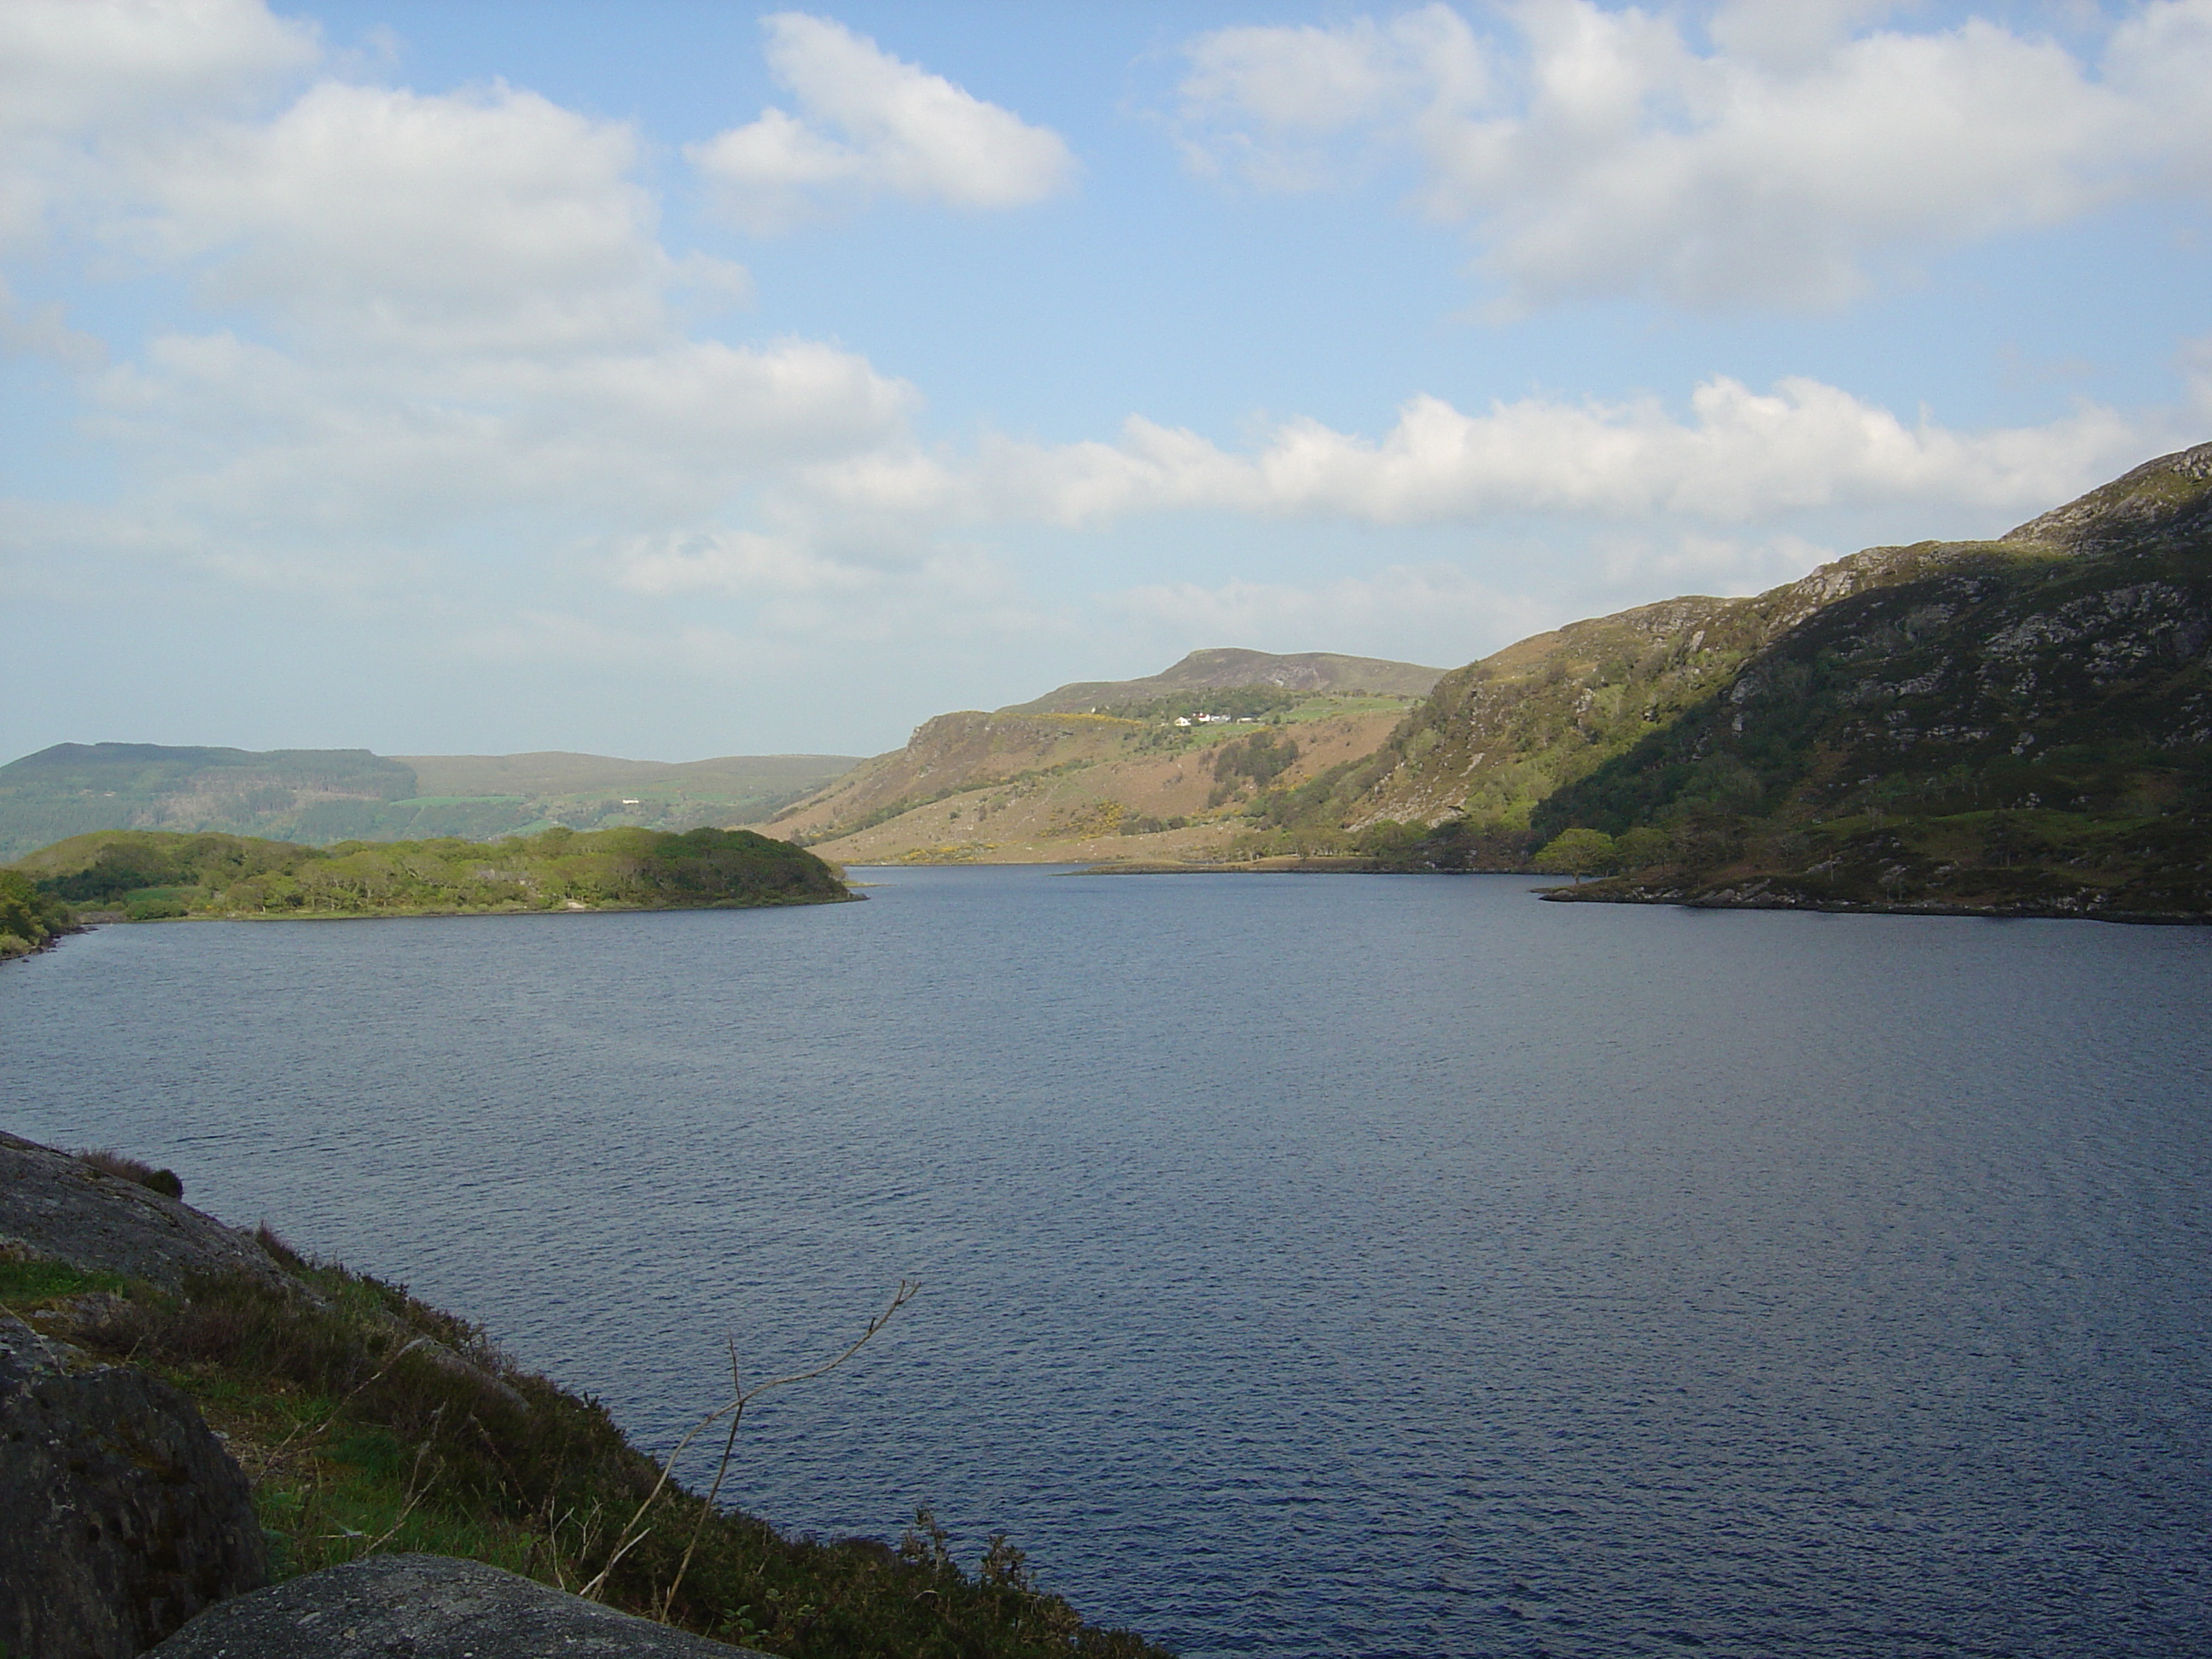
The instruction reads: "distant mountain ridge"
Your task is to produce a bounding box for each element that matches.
[0,743,858,861]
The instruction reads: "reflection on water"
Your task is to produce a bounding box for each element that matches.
[6,869,2210,1656]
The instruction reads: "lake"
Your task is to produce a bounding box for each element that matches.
[5,866,2210,1657]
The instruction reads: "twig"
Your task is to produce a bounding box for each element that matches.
[580,1280,918,1608]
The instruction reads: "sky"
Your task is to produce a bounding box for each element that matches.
[4,0,2209,762]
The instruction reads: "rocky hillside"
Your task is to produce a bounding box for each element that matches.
[1341,545,1973,833]
[775,709,1407,865]
[767,651,1431,864]
[1332,441,2210,918]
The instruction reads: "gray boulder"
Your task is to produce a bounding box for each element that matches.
[0,1315,269,1659]
[148,1555,770,1659]
[0,1131,292,1293]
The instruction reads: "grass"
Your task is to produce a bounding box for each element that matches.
[0,1254,127,1305]
[47,1250,1170,1659]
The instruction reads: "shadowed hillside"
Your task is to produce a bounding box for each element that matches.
[1243,441,2212,918]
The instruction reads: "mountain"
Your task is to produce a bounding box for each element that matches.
[1003,648,1443,714]
[0,743,859,859]
[1318,441,2210,918]
[766,649,1437,864]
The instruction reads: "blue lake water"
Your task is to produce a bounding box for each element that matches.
[4,866,2211,1657]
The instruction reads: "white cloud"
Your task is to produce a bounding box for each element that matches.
[0,0,314,137]
[1595,529,1837,592]
[4,0,2197,725]
[977,375,2149,527]
[0,0,316,250]
[80,325,918,555]
[0,276,105,366]
[614,528,881,598]
[1173,6,1486,189]
[690,12,1076,231]
[1112,564,1547,655]
[123,81,723,358]
[1172,1,2212,311]
[3,34,915,576]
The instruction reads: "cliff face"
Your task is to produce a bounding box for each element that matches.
[760,644,1445,864]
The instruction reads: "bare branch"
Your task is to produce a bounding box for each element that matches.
[581,1280,920,1610]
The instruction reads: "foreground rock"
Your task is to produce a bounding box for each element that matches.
[0,1130,291,1293]
[148,1555,770,1659]
[0,1314,268,1659]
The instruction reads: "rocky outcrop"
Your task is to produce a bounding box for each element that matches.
[0,1131,292,1294]
[148,1555,767,1659]
[0,1314,268,1659]
[2004,439,2212,554]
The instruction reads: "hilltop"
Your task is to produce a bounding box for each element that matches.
[0,744,859,860]
[1003,648,1442,714]
[766,649,1439,864]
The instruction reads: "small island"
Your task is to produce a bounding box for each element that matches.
[7,825,853,935]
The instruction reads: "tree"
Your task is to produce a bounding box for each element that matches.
[1533,827,1618,882]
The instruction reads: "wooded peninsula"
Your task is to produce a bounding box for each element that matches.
[5,825,852,946]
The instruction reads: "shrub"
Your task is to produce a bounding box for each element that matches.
[75,1146,184,1200]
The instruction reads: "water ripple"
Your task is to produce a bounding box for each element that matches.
[5,870,2210,1656]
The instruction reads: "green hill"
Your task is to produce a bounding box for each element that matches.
[0,744,859,859]
[10,826,854,920]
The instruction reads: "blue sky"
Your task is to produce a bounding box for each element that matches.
[4,1,2209,762]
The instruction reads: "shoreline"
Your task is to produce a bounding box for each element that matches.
[1068,857,1537,877]
[1066,859,2212,924]
[1542,880,2212,927]
[60,891,865,928]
